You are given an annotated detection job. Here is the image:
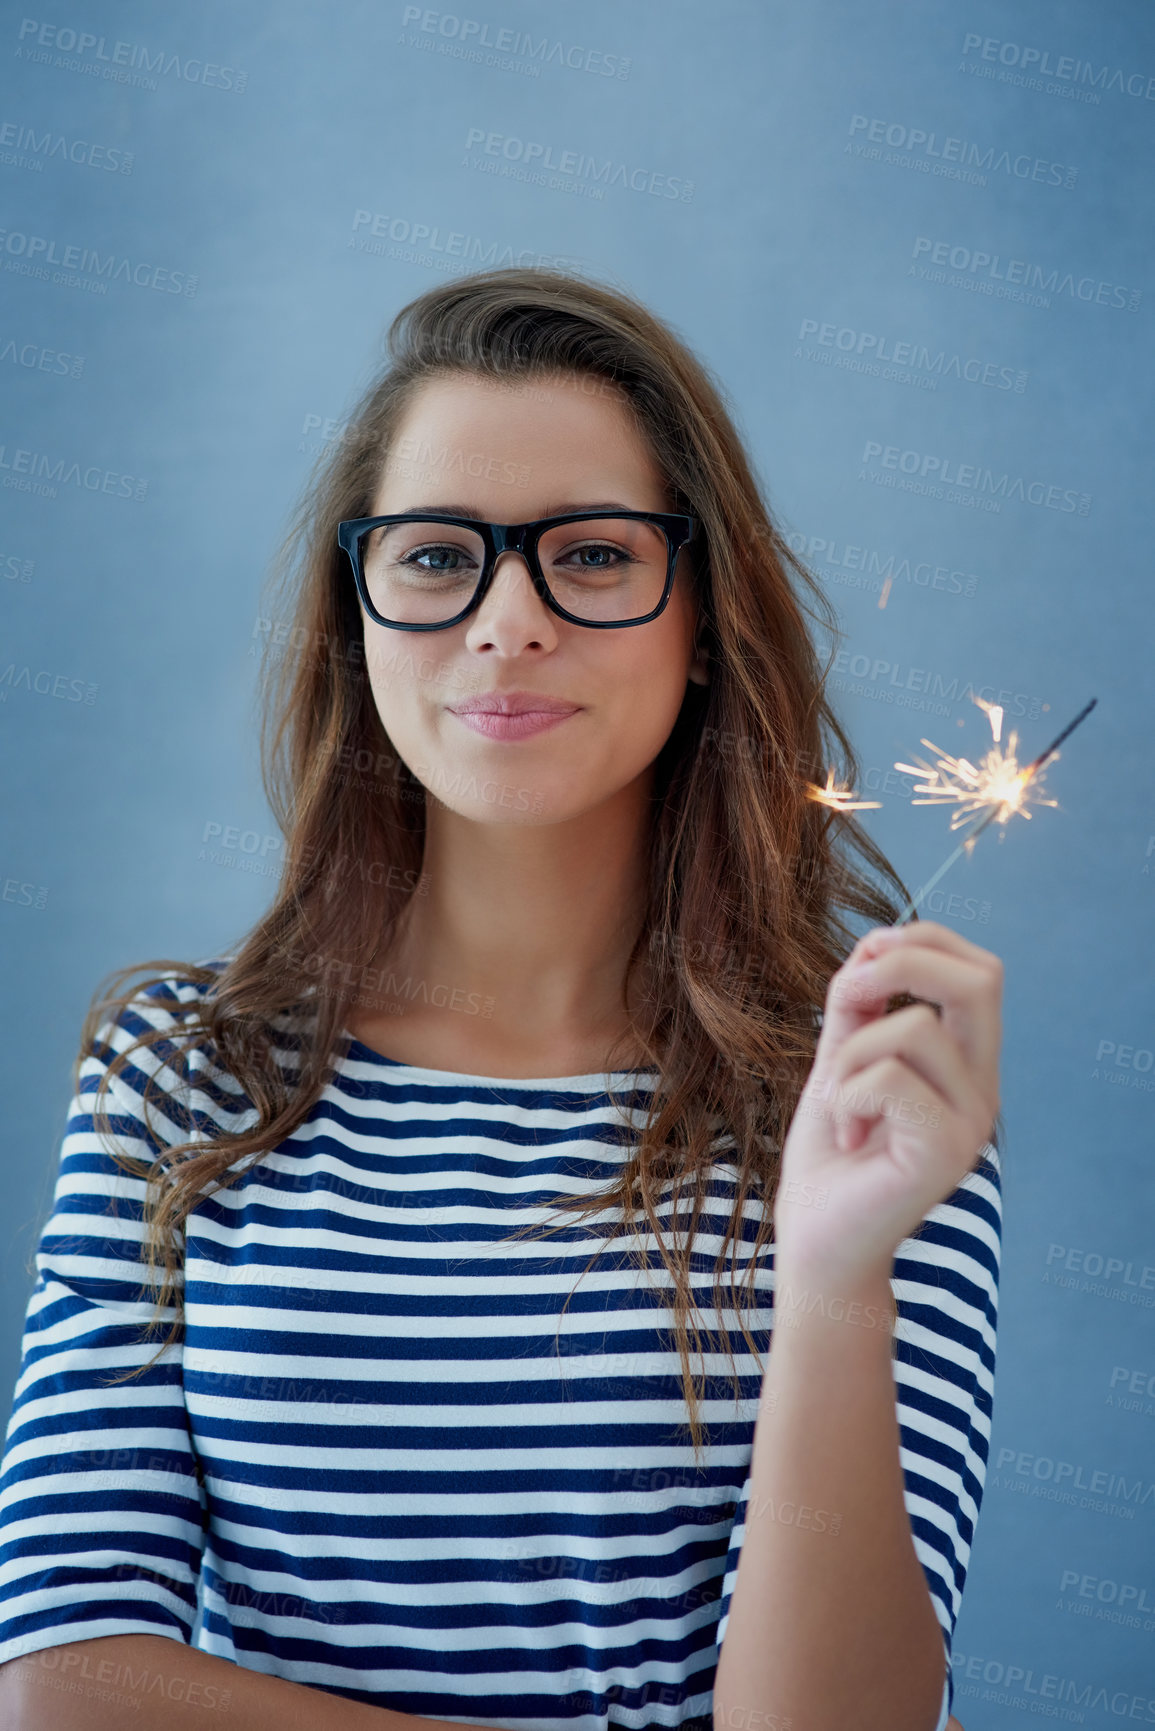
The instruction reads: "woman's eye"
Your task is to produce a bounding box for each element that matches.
[562,543,628,568]
[408,545,470,570]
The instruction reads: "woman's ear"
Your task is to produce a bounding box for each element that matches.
[688,616,710,686]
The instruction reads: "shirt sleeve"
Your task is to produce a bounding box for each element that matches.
[0,988,210,1666]
[713,1142,1002,1731]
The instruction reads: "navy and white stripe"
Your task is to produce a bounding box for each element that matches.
[0,963,1001,1730]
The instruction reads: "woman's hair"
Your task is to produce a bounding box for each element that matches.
[78,265,1001,1460]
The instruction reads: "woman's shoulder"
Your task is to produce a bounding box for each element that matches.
[81,954,259,1124]
[118,954,232,1019]
[88,954,231,1067]
[80,953,226,1025]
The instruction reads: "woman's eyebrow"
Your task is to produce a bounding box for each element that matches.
[391,500,642,518]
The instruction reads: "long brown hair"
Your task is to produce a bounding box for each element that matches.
[77,265,995,1460]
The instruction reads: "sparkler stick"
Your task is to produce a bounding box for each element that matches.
[889,695,1098,925]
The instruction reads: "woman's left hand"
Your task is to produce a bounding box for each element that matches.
[773,921,1003,1283]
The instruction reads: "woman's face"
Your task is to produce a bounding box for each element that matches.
[360,370,709,825]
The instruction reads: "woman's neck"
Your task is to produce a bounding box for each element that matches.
[351,789,657,1075]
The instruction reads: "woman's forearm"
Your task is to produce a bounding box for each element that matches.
[712,1258,948,1731]
[0,1634,511,1731]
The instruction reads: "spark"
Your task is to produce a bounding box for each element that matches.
[890,695,1098,925]
[894,708,1056,833]
[974,695,1004,744]
[806,768,882,812]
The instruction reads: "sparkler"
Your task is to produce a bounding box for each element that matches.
[889,694,1098,925]
[804,694,1098,925]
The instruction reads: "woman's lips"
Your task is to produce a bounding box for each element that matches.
[449,708,580,740]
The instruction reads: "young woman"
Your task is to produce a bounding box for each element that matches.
[0,268,1000,1731]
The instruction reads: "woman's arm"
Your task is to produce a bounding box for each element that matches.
[716,923,1002,1731]
[0,1635,513,1731]
[712,1261,948,1731]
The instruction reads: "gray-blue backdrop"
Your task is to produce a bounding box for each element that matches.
[2,2,1153,1723]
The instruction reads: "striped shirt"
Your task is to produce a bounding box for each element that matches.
[0,963,1002,1730]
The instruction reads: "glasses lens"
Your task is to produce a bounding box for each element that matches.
[362,520,487,626]
[537,516,670,622]
[360,516,672,626]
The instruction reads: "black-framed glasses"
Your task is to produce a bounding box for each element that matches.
[337,510,699,631]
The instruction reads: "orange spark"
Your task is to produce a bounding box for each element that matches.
[894,697,1060,834]
[806,769,882,812]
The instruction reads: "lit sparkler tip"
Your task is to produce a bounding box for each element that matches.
[891,722,1060,830]
[889,696,1098,926]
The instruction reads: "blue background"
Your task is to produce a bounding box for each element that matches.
[2,1,1153,1721]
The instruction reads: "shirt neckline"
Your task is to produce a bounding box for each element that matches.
[339,1028,660,1089]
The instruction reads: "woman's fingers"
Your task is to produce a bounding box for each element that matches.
[826,1000,984,1128]
[781,923,1004,1271]
[821,923,1002,1075]
[813,923,1003,1160]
